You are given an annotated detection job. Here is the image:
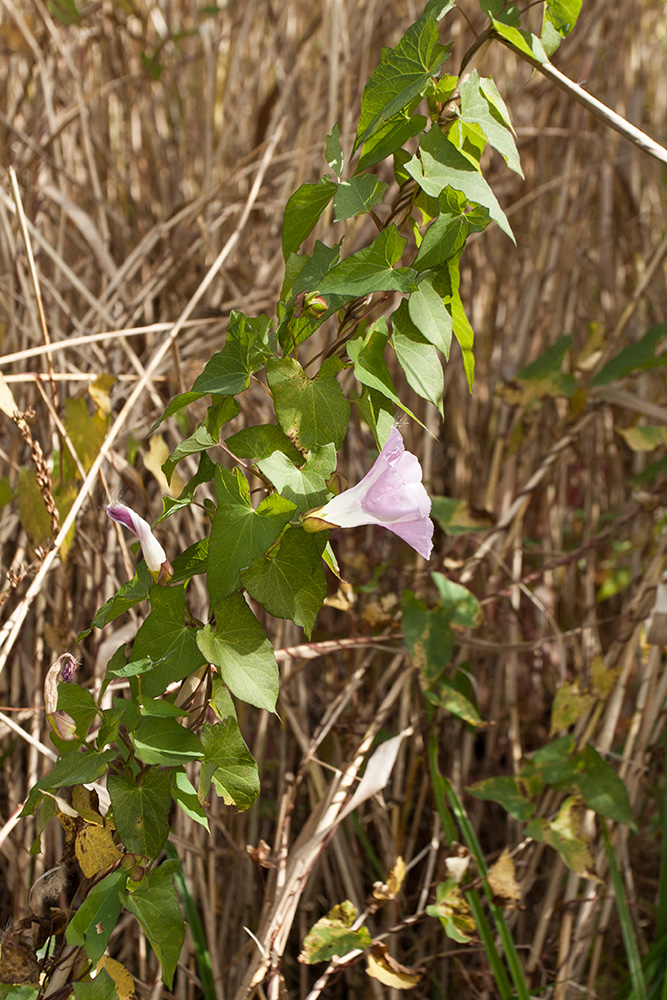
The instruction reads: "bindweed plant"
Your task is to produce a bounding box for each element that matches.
[7,0,661,996]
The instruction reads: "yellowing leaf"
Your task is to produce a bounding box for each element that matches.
[96,956,137,999]
[617,425,667,452]
[426,879,476,943]
[487,848,521,908]
[75,823,122,878]
[373,855,406,901]
[591,656,621,699]
[88,374,116,416]
[550,682,596,735]
[365,943,422,989]
[71,784,104,824]
[299,901,371,964]
[145,434,184,497]
[527,797,600,882]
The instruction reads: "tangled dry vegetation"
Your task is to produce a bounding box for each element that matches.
[1,1,667,997]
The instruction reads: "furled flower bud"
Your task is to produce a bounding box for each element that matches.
[106,502,171,580]
[44,652,79,740]
[302,427,434,559]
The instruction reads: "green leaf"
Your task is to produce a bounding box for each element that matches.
[139,695,189,718]
[402,591,454,685]
[489,16,548,64]
[267,355,350,450]
[171,768,210,830]
[78,562,152,641]
[391,303,444,413]
[56,684,98,740]
[442,254,475,390]
[73,969,117,1000]
[207,464,296,601]
[591,324,667,386]
[282,177,337,258]
[170,538,209,582]
[132,585,207,698]
[160,453,217,519]
[413,193,472,272]
[292,241,341,295]
[192,311,272,395]
[124,862,185,989]
[431,677,483,727]
[299,901,372,963]
[21,748,118,816]
[572,745,633,826]
[518,334,573,382]
[199,718,259,810]
[316,225,416,296]
[348,319,425,427]
[356,386,396,449]
[66,869,127,964]
[49,0,81,26]
[163,396,239,480]
[196,592,279,713]
[466,775,535,822]
[405,127,514,240]
[133,716,204,766]
[333,175,388,222]
[325,123,344,176]
[225,424,302,463]
[404,279,452,356]
[257,446,336,512]
[356,113,427,173]
[242,526,327,637]
[431,572,482,627]
[355,12,448,150]
[150,391,207,432]
[545,0,582,37]
[458,71,523,176]
[107,769,171,858]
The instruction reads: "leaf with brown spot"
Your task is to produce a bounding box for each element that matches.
[75,822,123,878]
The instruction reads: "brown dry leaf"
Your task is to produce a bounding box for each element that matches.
[97,956,137,999]
[247,839,274,869]
[144,434,184,497]
[366,943,423,989]
[75,823,122,878]
[487,848,522,908]
[0,920,40,985]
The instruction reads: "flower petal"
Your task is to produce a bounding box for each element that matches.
[305,428,434,558]
[106,502,167,573]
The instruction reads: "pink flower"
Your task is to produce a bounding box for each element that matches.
[304,427,434,559]
[106,502,170,577]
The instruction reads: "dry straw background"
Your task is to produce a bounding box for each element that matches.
[1,0,667,997]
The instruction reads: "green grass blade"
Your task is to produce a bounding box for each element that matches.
[602,821,646,1000]
[427,729,515,1000]
[444,779,531,1000]
[164,842,217,1000]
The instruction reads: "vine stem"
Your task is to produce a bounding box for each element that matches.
[501,37,667,167]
